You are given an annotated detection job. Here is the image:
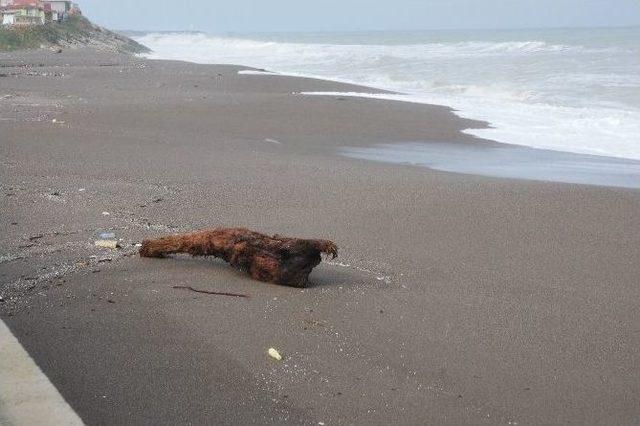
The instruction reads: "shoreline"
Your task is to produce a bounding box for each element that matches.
[1,48,639,424]
[137,52,640,188]
[166,62,640,189]
[134,53,640,166]
[134,28,640,163]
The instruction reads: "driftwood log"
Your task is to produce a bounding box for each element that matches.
[139,228,338,287]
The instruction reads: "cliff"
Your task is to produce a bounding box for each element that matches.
[0,16,149,53]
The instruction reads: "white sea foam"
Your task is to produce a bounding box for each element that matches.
[300,91,640,160]
[136,29,640,160]
[237,70,280,76]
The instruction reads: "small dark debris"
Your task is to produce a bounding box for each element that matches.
[152,197,163,203]
[379,309,384,314]
[107,299,116,304]
[51,191,61,196]
[173,285,249,299]
[29,235,44,241]
[11,222,18,226]
[92,269,101,273]
[458,395,463,399]
[19,244,35,249]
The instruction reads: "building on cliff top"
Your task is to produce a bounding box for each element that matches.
[1,0,79,26]
[1,1,45,26]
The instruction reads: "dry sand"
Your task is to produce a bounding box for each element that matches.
[1,49,639,424]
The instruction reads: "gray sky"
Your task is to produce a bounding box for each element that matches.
[80,0,640,32]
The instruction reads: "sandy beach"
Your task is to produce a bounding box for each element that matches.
[1,48,639,424]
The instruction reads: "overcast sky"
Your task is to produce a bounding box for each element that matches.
[80,0,640,32]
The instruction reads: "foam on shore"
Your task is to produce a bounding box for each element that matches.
[301,91,640,161]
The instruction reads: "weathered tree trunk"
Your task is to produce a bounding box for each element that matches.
[140,228,338,288]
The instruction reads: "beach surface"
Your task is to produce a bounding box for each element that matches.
[1,49,639,425]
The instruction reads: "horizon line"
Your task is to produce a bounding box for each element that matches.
[112,23,640,35]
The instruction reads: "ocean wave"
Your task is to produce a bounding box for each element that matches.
[137,33,613,60]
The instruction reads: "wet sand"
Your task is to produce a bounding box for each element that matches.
[341,141,640,189]
[1,49,639,425]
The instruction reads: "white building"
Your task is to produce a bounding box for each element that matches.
[42,0,71,14]
[2,10,15,25]
[0,0,78,26]
[1,2,46,26]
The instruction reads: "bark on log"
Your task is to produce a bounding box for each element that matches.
[140,228,338,288]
